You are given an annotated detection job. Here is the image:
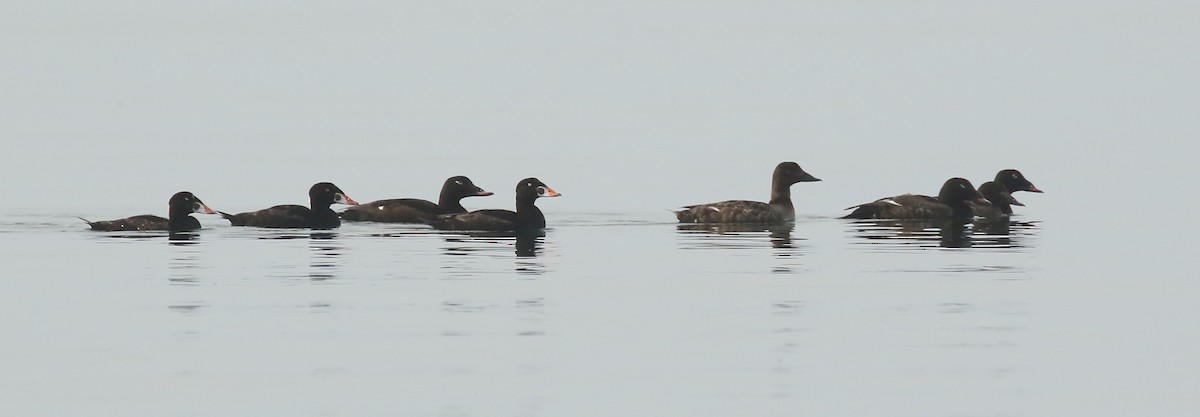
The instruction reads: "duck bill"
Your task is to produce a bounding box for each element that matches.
[974,197,992,205]
[335,193,359,205]
[1010,196,1025,207]
[540,186,562,198]
[1028,185,1043,193]
[799,173,821,182]
[199,203,216,215]
[476,189,495,197]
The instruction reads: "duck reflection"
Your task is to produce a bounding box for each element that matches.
[971,219,1040,249]
[676,223,800,251]
[309,232,344,281]
[845,219,972,248]
[514,233,540,258]
[167,235,204,285]
[437,231,547,275]
[847,219,1037,250]
[439,231,545,257]
[676,223,807,273]
[167,231,201,245]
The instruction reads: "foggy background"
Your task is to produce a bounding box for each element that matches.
[1,2,1194,215]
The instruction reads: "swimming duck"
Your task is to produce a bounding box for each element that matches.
[80,191,215,232]
[675,161,821,224]
[220,182,357,229]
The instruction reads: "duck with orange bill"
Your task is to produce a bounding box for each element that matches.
[220,182,357,229]
[429,178,561,232]
[80,191,216,232]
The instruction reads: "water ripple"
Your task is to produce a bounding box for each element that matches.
[845,219,1040,251]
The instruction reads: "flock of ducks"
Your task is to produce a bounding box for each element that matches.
[80,163,1041,233]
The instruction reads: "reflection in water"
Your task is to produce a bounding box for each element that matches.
[167,234,204,285]
[972,220,1040,249]
[167,231,200,245]
[438,231,547,275]
[514,234,538,258]
[309,232,344,282]
[676,223,807,273]
[677,223,801,251]
[846,219,1040,250]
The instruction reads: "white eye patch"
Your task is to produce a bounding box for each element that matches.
[455,180,463,185]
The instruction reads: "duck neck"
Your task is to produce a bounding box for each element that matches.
[438,190,467,213]
[944,200,975,221]
[167,206,200,231]
[514,198,546,229]
[310,198,340,228]
[768,179,795,220]
[995,201,1013,215]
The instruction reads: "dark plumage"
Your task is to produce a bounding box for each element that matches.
[843,178,989,221]
[220,182,357,229]
[675,161,821,224]
[972,181,1024,219]
[995,169,1042,194]
[341,176,493,223]
[80,191,215,232]
[429,178,560,231]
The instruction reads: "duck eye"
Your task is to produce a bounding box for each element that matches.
[536,187,546,196]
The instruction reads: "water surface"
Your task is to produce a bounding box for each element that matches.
[9,209,1190,417]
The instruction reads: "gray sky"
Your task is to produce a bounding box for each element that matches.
[2,2,1195,215]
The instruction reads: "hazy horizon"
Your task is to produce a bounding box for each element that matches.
[3,2,1194,217]
[2,3,1199,416]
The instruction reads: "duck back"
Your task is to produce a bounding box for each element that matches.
[675,200,788,223]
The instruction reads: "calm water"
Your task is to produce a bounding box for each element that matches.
[1,210,1195,417]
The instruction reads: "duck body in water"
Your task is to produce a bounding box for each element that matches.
[220,182,357,229]
[675,162,821,224]
[80,191,216,232]
[843,178,989,222]
[342,176,492,223]
[429,178,561,232]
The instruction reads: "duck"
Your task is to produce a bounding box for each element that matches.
[994,169,1043,194]
[675,161,821,224]
[428,178,560,232]
[341,176,492,223]
[842,178,989,221]
[220,182,357,229]
[80,191,215,232]
[972,181,1024,219]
